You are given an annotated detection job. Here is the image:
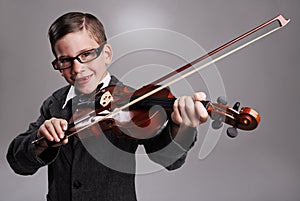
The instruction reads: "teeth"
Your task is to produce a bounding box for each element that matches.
[78,76,89,81]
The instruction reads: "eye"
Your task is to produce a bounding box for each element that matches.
[59,58,71,63]
[81,50,93,58]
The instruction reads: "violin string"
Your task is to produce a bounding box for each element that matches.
[64,20,287,140]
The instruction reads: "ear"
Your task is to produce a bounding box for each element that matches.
[103,44,113,65]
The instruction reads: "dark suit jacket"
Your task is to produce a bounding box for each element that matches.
[7,76,197,201]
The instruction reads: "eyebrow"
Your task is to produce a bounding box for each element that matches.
[57,47,95,59]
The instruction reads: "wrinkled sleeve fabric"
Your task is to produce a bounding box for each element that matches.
[6,97,61,175]
[140,120,197,171]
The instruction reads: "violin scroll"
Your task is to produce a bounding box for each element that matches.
[208,99,260,138]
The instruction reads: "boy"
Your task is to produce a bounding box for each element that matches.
[7,12,208,201]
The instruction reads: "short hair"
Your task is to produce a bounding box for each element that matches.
[48,12,107,56]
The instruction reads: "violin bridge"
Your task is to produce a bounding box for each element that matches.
[99,91,114,107]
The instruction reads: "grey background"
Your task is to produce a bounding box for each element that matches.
[1,0,299,201]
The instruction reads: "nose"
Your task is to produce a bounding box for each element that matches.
[71,59,84,74]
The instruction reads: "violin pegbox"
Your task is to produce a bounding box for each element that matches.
[208,98,260,138]
[226,101,240,138]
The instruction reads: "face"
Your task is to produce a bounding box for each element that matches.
[54,29,113,94]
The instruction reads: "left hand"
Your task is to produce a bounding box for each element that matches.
[171,92,208,127]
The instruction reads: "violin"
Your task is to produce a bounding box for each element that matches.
[72,84,260,139]
[32,14,289,147]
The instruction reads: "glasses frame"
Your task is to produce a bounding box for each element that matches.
[52,42,107,70]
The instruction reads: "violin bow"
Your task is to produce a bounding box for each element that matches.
[94,14,290,121]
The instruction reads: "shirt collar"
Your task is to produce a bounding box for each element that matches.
[62,72,111,109]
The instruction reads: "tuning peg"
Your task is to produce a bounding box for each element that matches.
[217,96,227,105]
[212,120,223,129]
[233,102,240,111]
[227,127,238,138]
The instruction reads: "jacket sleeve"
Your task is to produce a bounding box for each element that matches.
[6,97,61,175]
[140,118,197,171]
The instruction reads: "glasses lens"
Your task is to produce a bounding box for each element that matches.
[55,58,72,70]
[78,49,98,62]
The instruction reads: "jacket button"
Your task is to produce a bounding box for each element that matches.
[73,180,82,189]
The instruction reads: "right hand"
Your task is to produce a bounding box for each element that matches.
[37,117,69,146]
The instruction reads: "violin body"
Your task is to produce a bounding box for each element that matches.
[70,85,176,140]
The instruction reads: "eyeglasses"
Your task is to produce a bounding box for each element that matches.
[52,42,106,70]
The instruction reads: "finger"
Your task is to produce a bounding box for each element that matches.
[182,96,202,127]
[194,101,209,123]
[51,119,66,139]
[43,119,61,142]
[61,119,68,130]
[60,120,68,145]
[38,124,54,142]
[176,96,197,127]
[171,98,183,124]
[62,138,69,145]
[194,92,208,123]
[194,92,206,101]
[53,119,68,138]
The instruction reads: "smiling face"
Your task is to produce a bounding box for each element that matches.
[54,29,113,94]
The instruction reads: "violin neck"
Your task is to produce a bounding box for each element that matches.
[130,96,175,111]
[130,96,210,111]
